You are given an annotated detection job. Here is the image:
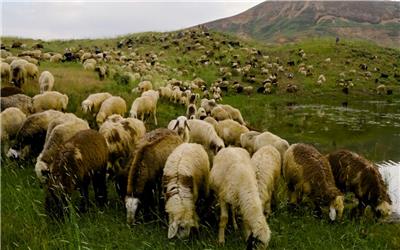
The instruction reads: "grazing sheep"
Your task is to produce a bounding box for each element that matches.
[7,110,64,159]
[0,86,23,97]
[251,145,281,217]
[35,116,89,183]
[283,143,344,221]
[1,62,11,84]
[96,96,127,125]
[159,86,173,100]
[243,86,253,95]
[0,94,33,114]
[186,104,197,119]
[186,119,225,157]
[49,53,62,63]
[211,147,271,249]
[32,91,69,113]
[39,71,55,93]
[10,62,27,88]
[327,150,392,218]
[95,65,107,80]
[0,107,26,153]
[83,62,96,71]
[99,116,146,199]
[376,84,386,95]
[211,105,231,122]
[125,128,183,224]
[215,119,249,146]
[219,104,246,125]
[44,129,108,218]
[203,116,218,128]
[138,80,153,94]
[167,116,190,142]
[195,107,207,120]
[200,98,217,115]
[129,96,158,126]
[163,143,210,239]
[81,92,112,116]
[25,62,39,80]
[241,131,289,158]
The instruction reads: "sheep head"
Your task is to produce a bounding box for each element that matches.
[125,196,140,225]
[167,210,199,239]
[81,100,93,113]
[329,195,344,221]
[375,201,392,218]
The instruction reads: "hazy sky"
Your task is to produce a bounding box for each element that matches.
[1,0,264,40]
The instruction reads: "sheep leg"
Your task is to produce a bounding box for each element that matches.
[93,169,107,207]
[218,200,229,245]
[231,206,238,231]
[153,109,158,126]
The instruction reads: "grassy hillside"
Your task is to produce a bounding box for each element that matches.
[1,30,400,249]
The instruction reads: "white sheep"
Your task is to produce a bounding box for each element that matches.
[0,107,26,153]
[195,107,207,120]
[163,143,210,239]
[35,116,89,183]
[81,92,112,116]
[250,145,281,217]
[138,80,153,94]
[200,98,217,115]
[129,96,158,125]
[186,119,224,157]
[25,62,39,80]
[211,147,271,248]
[49,53,62,63]
[1,62,11,83]
[241,131,289,159]
[215,119,249,146]
[38,71,55,93]
[219,104,246,125]
[211,105,231,121]
[167,116,190,142]
[32,91,69,113]
[96,96,127,125]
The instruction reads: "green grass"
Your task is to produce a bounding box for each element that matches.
[1,31,400,249]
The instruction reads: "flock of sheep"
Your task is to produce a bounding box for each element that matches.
[1,28,394,249]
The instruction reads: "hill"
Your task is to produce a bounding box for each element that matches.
[204,0,400,47]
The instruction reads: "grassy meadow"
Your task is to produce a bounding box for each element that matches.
[1,31,400,249]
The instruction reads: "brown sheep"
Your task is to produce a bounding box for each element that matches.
[125,128,183,224]
[327,150,392,218]
[44,129,108,219]
[283,143,344,221]
[0,86,23,97]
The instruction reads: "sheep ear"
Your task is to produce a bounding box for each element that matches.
[168,221,178,239]
[329,207,336,221]
[173,120,179,130]
[184,120,191,131]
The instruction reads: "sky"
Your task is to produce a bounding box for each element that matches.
[1,0,265,40]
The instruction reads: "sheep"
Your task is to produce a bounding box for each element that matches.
[0,94,32,114]
[83,62,95,71]
[49,53,63,63]
[186,104,197,119]
[377,84,386,95]
[163,143,210,239]
[35,116,89,183]
[1,62,10,84]
[7,110,64,159]
[32,91,69,113]
[203,116,218,128]
[96,96,127,125]
[241,131,289,158]
[186,119,225,157]
[0,86,23,97]
[38,71,55,93]
[129,96,158,125]
[167,116,190,142]
[327,150,392,218]
[159,86,173,100]
[99,117,146,199]
[172,87,182,103]
[243,86,254,95]
[137,80,153,94]
[250,145,281,217]
[81,92,112,116]
[0,107,26,153]
[125,128,183,224]
[211,105,231,121]
[10,62,27,88]
[195,107,207,120]
[200,98,217,115]
[95,65,107,80]
[283,143,344,221]
[219,104,246,125]
[210,147,271,249]
[25,62,39,80]
[44,129,108,219]
[215,119,249,146]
